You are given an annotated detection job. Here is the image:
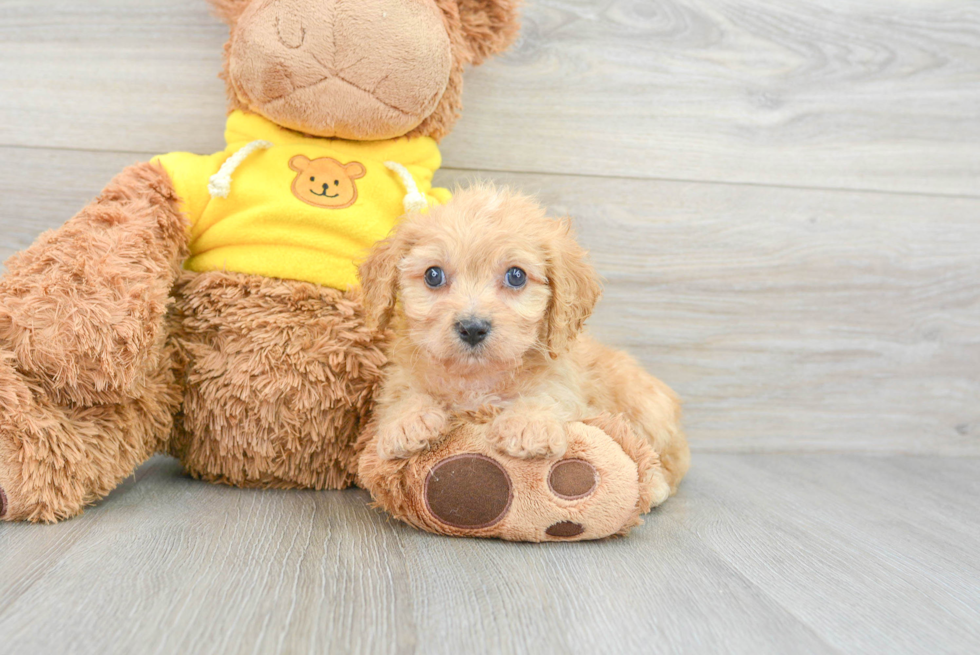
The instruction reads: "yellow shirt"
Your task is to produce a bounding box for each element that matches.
[154,110,451,290]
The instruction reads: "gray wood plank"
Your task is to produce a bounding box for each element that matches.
[0,460,418,655]
[0,0,229,155]
[2,454,978,654]
[676,454,980,654]
[1,147,978,455]
[396,519,835,655]
[1,0,979,196]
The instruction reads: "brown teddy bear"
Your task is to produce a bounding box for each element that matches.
[0,0,520,523]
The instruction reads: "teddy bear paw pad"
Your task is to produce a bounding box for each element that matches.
[548,459,598,499]
[545,521,585,538]
[424,454,513,529]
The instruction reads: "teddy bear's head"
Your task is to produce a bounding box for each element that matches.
[209,0,520,141]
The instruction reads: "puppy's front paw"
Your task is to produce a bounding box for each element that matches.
[376,407,448,460]
[490,413,567,459]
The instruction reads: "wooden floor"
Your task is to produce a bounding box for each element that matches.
[0,453,977,655]
[1,0,978,653]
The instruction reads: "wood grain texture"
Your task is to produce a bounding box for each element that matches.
[1,0,979,195]
[1,454,978,655]
[3,148,977,454]
[447,0,980,196]
[677,455,980,654]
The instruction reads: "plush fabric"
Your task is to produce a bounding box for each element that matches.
[155,111,451,290]
[168,270,387,490]
[0,257,388,522]
[0,162,187,407]
[0,263,388,522]
[227,0,453,140]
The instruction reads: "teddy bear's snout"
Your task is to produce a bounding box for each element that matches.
[228,0,453,140]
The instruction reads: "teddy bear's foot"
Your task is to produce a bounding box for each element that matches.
[358,419,665,541]
[0,342,179,523]
[423,451,615,539]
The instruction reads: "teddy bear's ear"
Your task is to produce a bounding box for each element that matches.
[208,0,252,26]
[455,0,522,65]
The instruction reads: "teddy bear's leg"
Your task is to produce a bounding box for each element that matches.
[356,419,659,542]
[0,341,182,522]
[0,162,187,406]
[168,270,387,490]
[0,162,188,521]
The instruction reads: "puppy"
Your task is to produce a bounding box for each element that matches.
[359,185,689,499]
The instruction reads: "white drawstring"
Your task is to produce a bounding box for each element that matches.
[208,140,275,198]
[384,161,428,213]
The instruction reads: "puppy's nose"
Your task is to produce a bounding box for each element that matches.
[456,319,491,347]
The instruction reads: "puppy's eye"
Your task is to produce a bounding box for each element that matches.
[334,180,340,186]
[310,177,316,182]
[505,267,527,289]
[424,266,446,289]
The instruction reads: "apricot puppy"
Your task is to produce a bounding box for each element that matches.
[359,185,690,505]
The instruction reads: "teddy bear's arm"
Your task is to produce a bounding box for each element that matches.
[0,161,189,405]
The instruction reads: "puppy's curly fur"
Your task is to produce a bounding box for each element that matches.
[360,185,689,497]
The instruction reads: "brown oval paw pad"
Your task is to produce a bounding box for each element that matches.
[425,454,512,529]
[549,459,599,500]
[546,521,585,538]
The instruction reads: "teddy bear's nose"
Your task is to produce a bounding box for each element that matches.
[322,183,329,191]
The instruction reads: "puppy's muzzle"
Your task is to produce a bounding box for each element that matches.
[456,318,492,347]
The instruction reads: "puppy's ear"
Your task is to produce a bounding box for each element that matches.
[545,218,602,358]
[455,0,522,65]
[209,0,252,26]
[359,232,408,333]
